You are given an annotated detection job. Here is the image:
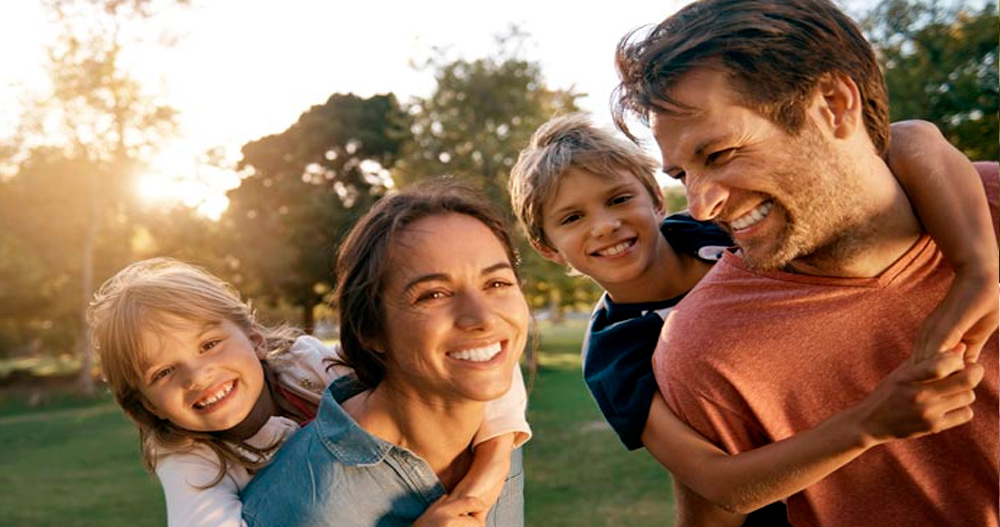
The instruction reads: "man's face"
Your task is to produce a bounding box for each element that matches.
[649,67,865,271]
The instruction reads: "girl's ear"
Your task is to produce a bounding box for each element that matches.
[141,398,165,420]
[249,330,267,359]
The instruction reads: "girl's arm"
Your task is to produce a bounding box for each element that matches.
[644,349,983,514]
[886,120,1000,362]
[156,450,249,527]
[450,365,531,512]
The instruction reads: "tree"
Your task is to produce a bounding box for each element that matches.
[1,0,185,391]
[861,0,999,160]
[396,27,598,318]
[224,93,410,333]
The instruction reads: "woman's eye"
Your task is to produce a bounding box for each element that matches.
[416,290,449,302]
[487,279,514,290]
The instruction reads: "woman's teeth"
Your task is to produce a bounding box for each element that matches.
[448,342,502,362]
[730,202,773,230]
[194,381,234,409]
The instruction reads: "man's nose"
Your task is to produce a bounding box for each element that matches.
[685,174,727,221]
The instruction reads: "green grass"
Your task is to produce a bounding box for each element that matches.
[0,321,674,526]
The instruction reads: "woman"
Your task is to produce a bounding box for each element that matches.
[240,179,529,527]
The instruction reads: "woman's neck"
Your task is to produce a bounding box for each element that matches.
[342,384,483,491]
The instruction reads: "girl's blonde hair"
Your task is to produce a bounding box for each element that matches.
[87,257,301,480]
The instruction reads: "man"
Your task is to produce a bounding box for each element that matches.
[612,1,999,526]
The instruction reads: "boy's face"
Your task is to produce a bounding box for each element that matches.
[537,167,666,290]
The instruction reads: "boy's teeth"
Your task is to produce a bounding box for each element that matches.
[597,240,633,256]
[448,342,502,363]
[730,202,773,230]
[194,381,234,409]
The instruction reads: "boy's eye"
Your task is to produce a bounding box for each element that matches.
[201,339,222,353]
[609,194,633,206]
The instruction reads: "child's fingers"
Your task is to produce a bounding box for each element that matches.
[917,362,985,398]
[905,350,966,383]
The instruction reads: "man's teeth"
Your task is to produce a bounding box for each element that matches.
[448,342,502,362]
[194,381,233,409]
[730,202,773,230]
[596,240,633,256]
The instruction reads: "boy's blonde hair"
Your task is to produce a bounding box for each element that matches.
[87,257,300,479]
[509,112,664,252]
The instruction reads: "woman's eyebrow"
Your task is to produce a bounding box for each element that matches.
[401,262,513,295]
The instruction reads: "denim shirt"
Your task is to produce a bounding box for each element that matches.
[241,375,525,527]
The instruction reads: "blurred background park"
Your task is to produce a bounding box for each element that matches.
[0,0,996,525]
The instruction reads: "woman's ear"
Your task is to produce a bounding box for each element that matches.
[815,72,862,140]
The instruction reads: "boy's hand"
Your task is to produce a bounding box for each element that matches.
[858,347,983,446]
[914,268,999,363]
[412,495,487,527]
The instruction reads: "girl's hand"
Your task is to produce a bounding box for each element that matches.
[857,347,984,446]
[914,267,999,363]
[412,495,487,527]
[450,434,513,520]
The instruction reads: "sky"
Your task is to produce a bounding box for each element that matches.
[0,0,880,217]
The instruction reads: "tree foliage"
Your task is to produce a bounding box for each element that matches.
[224,93,410,332]
[862,0,999,160]
[396,28,600,317]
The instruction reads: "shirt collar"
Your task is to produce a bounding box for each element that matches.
[314,375,393,466]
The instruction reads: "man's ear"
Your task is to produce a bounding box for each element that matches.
[531,240,567,266]
[816,72,862,140]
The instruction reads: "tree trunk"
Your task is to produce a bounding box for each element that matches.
[302,300,316,335]
[76,196,98,395]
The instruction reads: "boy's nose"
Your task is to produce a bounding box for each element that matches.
[590,213,622,238]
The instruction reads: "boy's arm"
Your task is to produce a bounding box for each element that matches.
[886,120,999,362]
[157,451,248,527]
[643,350,983,514]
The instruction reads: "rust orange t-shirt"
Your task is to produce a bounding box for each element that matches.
[654,163,999,527]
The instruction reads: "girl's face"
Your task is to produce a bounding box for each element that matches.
[137,316,266,433]
[378,213,529,404]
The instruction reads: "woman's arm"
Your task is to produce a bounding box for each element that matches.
[886,120,1000,362]
[644,349,983,514]
[156,450,250,527]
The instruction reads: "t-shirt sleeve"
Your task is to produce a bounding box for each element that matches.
[156,450,251,527]
[582,310,663,450]
[476,365,532,448]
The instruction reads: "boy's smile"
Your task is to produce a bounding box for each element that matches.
[538,167,671,299]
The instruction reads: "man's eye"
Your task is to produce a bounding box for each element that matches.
[707,148,736,165]
[487,279,514,290]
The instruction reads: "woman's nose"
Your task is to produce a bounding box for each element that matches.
[455,292,497,331]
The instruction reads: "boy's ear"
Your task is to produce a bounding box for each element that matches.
[531,240,567,266]
[815,72,862,140]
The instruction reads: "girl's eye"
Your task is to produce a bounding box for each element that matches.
[150,366,174,384]
[559,213,581,226]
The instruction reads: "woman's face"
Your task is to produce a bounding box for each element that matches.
[378,213,529,404]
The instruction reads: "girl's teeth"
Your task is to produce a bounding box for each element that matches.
[731,202,773,230]
[195,381,233,408]
[448,342,502,362]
